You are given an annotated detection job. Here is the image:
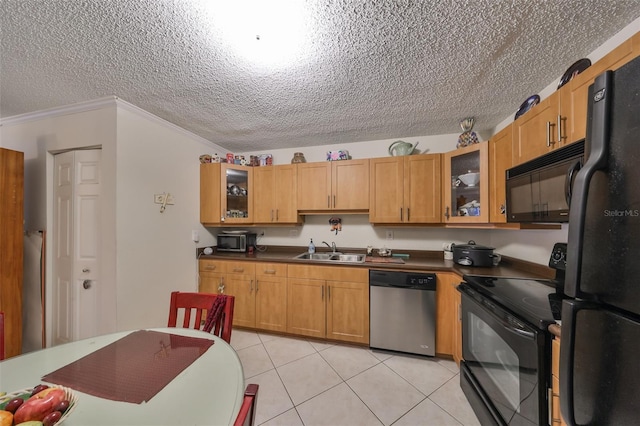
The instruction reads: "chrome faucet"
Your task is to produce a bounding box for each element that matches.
[322,241,338,253]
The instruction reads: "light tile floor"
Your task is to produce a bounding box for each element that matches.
[230,329,480,426]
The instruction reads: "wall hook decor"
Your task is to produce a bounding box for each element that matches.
[329,217,342,235]
[154,192,175,213]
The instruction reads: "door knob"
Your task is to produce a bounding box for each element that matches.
[82,268,90,273]
[82,280,91,289]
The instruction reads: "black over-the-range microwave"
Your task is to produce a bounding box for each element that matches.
[506,139,585,223]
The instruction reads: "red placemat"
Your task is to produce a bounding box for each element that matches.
[42,330,214,404]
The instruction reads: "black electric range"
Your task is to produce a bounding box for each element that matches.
[462,242,567,330]
[459,243,568,426]
[461,275,562,330]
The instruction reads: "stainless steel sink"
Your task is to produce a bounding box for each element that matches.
[293,253,335,261]
[331,254,366,263]
[293,252,366,263]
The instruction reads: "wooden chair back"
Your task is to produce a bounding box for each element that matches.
[233,384,259,426]
[167,292,234,343]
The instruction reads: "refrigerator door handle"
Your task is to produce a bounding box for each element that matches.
[560,299,599,426]
[564,160,582,207]
[566,71,612,297]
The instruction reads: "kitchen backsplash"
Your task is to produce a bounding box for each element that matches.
[204,215,568,266]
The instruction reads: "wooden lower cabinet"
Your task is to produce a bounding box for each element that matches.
[198,259,257,328]
[551,336,567,426]
[287,265,369,344]
[255,263,288,332]
[287,278,326,337]
[326,280,369,343]
[222,266,256,328]
[436,272,463,363]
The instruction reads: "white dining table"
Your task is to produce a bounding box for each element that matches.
[0,328,245,425]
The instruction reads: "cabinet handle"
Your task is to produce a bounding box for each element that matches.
[546,121,556,147]
[204,265,217,270]
[255,279,259,293]
[321,286,324,300]
[400,208,403,221]
[270,209,274,222]
[557,114,566,143]
[328,285,331,300]
[233,268,244,273]
[250,279,254,293]
[407,208,410,221]
[444,206,450,220]
[333,195,336,208]
[327,195,330,208]
[263,269,277,274]
[276,209,279,221]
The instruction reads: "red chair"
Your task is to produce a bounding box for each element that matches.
[0,311,4,360]
[167,292,235,344]
[234,384,259,426]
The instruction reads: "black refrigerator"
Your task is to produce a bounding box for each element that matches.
[561,54,640,425]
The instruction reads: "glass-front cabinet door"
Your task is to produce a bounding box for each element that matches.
[221,164,253,224]
[443,142,489,223]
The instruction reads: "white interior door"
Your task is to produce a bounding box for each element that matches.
[52,149,102,345]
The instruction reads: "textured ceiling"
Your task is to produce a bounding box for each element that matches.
[1,1,640,152]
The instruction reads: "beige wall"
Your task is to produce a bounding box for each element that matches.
[0,98,228,341]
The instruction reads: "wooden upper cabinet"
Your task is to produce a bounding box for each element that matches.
[332,159,369,210]
[489,125,513,223]
[200,163,222,225]
[512,91,560,165]
[254,165,300,224]
[405,154,442,223]
[558,32,639,146]
[442,143,489,223]
[369,154,441,224]
[369,157,405,222]
[297,159,369,212]
[513,31,640,167]
[200,163,253,225]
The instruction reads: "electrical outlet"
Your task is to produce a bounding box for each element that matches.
[166,194,175,205]
[386,230,394,240]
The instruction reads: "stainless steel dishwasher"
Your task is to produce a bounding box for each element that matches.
[369,270,437,356]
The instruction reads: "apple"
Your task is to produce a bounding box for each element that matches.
[13,388,65,424]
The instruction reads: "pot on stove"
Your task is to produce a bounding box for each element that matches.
[453,240,498,267]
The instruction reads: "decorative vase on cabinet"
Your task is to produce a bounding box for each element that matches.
[291,152,306,164]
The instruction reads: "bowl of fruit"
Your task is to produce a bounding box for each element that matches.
[0,384,77,426]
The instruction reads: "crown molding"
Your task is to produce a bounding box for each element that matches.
[0,96,221,149]
[0,96,119,126]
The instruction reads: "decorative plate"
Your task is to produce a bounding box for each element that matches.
[0,385,78,425]
[557,58,592,89]
[514,95,541,120]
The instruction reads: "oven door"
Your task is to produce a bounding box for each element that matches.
[459,284,548,426]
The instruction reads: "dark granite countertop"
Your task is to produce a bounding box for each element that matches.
[198,246,555,280]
